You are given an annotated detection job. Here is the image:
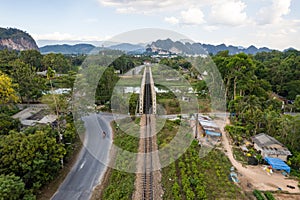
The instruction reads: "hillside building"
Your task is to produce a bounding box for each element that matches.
[251,133,291,162]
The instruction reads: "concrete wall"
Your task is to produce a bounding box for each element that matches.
[254,143,288,161]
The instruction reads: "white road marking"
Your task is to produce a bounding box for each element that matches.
[79,160,86,170]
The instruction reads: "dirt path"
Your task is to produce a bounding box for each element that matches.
[214,118,300,194]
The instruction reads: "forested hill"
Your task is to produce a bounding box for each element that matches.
[0,28,39,51]
[39,44,96,54]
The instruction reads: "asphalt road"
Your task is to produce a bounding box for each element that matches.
[51,113,114,200]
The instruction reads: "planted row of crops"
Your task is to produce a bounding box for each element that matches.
[253,190,275,200]
[159,120,245,199]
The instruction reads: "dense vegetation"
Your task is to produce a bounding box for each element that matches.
[155,50,300,190]
[0,109,77,198]
[0,28,32,40]
[211,50,300,175]
[0,49,83,198]
[158,120,245,200]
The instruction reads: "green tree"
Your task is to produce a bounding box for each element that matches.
[0,71,19,104]
[42,53,71,73]
[95,67,119,105]
[0,131,66,191]
[0,113,20,135]
[0,49,18,74]
[295,95,300,111]
[10,60,45,102]
[0,174,26,200]
[289,152,300,169]
[41,94,68,115]
[214,52,256,101]
[110,55,135,74]
[283,80,300,100]
[19,50,42,70]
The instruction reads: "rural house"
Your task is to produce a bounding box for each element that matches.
[251,133,291,162]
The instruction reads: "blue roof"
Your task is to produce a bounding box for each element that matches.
[205,130,221,137]
[265,157,290,173]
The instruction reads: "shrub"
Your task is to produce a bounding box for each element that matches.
[253,190,265,200]
[264,191,275,200]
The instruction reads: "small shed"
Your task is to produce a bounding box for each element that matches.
[265,157,291,173]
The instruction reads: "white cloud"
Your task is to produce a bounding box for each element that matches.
[116,7,136,14]
[256,0,292,25]
[250,19,300,50]
[164,17,179,25]
[98,0,213,14]
[203,25,219,31]
[96,0,300,49]
[181,7,205,25]
[164,7,205,26]
[210,0,248,26]
[99,0,181,13]
[99,0,248,26]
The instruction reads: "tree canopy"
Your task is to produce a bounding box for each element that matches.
[0,70,18,104]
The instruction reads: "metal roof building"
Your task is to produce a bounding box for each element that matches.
[251,133,291,162]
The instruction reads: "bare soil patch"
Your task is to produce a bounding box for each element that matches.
[214,118,300,195]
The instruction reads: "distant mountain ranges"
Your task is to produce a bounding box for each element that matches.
[39,44,95,54]
[0,27,297,55]
[39,40,276,55]
[39,39,280,55]
[146,38,274,55]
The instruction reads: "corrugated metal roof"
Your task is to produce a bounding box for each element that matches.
[38,115,57,124]
[251,133,283,147]
[198,120,219,128]
[252,133,291,156]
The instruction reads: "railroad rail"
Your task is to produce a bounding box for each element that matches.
[142,68,154,200]
[139,66,156,115]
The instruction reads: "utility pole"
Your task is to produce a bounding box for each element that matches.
[195,113,198,139]
[47,68,63,168]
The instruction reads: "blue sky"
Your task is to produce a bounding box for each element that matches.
[1,0,300,50]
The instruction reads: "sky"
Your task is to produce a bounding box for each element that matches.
[1,0,300,50]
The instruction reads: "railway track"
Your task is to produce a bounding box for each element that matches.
[142,115,153,200]
[142,69,153,200]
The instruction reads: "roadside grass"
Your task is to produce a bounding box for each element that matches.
[156,119,179,148]
[116,76,142,87]
[93,119,140,200]
[156,93,211,114]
